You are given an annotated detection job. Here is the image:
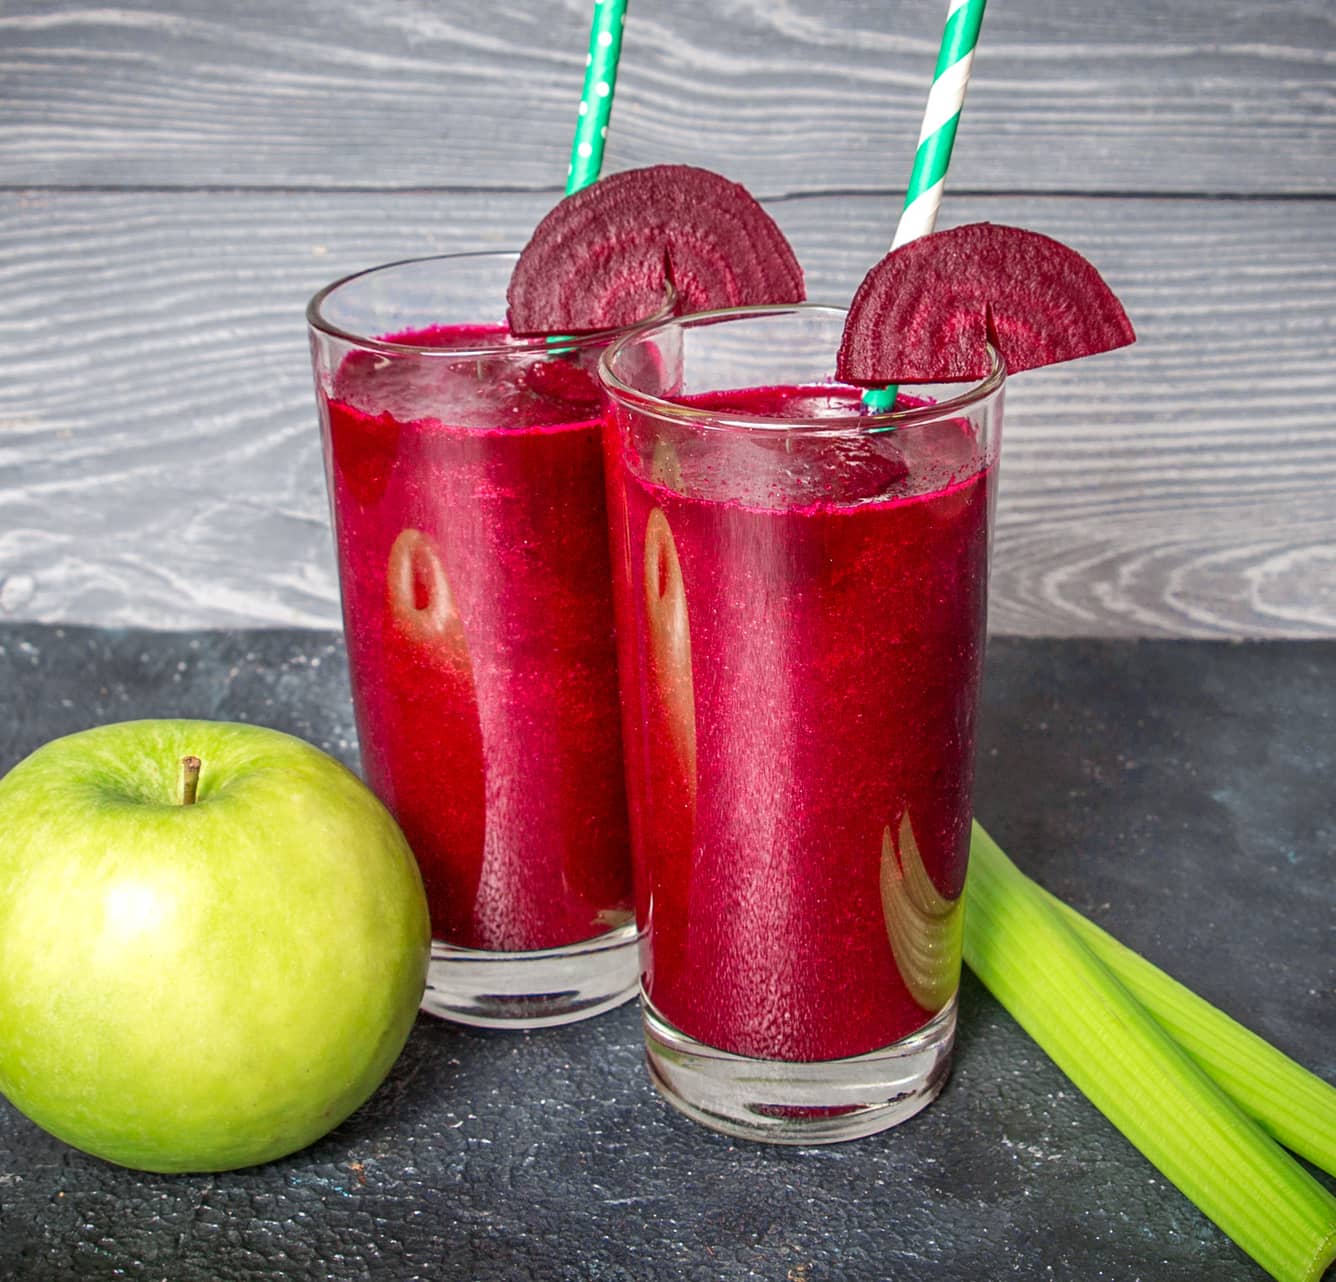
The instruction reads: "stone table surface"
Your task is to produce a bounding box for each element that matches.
[0,627,1331,1282]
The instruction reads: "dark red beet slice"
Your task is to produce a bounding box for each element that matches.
[507,165,805,335]
[836,222,1135,384]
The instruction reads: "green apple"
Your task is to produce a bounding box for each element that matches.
[0,719,430,1173]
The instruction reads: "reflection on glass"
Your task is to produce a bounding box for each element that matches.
[644,507,697,801]
[387,527,466,651]
[880,811,964,1013]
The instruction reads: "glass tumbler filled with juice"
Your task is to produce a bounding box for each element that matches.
[308,251,670,1027]
[600,304,1004,1141]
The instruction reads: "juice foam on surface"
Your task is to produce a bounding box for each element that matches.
[322,324,631,951]
[608,384,993,1061]
[332,324,604,433]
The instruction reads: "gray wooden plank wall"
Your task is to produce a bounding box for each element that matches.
[1,0,1334,637]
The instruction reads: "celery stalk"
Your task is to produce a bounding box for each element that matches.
[1038,883,1336,1178]
[964,822,1336,1282]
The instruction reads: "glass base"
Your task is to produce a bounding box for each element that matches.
[421,921,640,1028]
[642,993,956,1145]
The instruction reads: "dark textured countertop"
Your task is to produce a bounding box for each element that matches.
[0,626,1332,1282]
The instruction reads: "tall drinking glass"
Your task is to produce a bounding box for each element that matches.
[307,251,669,1027]
[600,305,1004,1141]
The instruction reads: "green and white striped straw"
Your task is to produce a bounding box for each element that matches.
[566,0,629,194]
[865,0,987,411]
[893,0,987,250]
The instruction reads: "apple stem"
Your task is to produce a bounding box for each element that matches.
[179,756,202,806]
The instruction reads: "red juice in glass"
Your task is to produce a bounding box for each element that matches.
[600,305,1004,1142]
[308,252,656,1028]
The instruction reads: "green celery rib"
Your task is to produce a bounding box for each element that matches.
[1037,883,1336,1178]
[964,822,1336,1282]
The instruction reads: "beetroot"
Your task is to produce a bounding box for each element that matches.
[507,165,805,335]
[836,222,1135,384]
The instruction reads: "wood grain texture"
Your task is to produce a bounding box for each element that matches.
[0,0,1333,196]
[1,190,1332,638]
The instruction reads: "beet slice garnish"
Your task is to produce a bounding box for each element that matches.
[836,222,1135,385]
[506,164,805,336]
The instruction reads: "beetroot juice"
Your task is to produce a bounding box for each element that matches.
[613,387,992,1060]
[308,253,647,1027]
[600,305,1003,1141]
[320,328,632,952]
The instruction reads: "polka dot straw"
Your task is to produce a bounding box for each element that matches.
[566,0,629,194]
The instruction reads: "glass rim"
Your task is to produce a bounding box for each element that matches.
[305,249,677,358]
[599,302,1006,436]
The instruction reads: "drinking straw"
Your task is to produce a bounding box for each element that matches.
[892,0,987,250]
[566,0,629,194]
[864,0,987,411]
